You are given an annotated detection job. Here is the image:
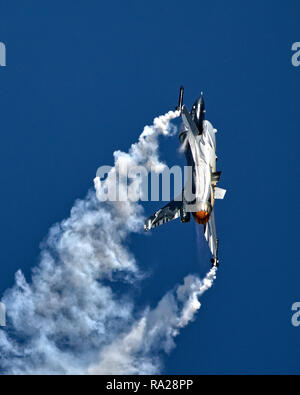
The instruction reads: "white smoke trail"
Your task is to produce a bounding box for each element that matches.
[0,110,217,375]
[88,267,217,375]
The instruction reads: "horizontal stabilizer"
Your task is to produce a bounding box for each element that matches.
[214,187,226,199]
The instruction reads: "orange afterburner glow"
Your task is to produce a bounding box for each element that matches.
[193,211,210,225]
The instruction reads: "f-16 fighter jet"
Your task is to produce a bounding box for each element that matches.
[144,87,226,267]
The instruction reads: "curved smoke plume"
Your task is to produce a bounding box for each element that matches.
[0,111,216,374]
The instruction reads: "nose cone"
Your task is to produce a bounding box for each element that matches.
[196,93,205,109]
[191,93,205,134]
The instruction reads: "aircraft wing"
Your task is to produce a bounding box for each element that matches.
[204,210,218,260]
[181,105,200,137]
[144,200,182,231]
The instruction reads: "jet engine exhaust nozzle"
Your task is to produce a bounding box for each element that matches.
[193,210,210,225]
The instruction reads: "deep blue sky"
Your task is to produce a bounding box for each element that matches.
[0,0,299,374]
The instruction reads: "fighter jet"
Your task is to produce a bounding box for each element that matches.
[144,87,226,267]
